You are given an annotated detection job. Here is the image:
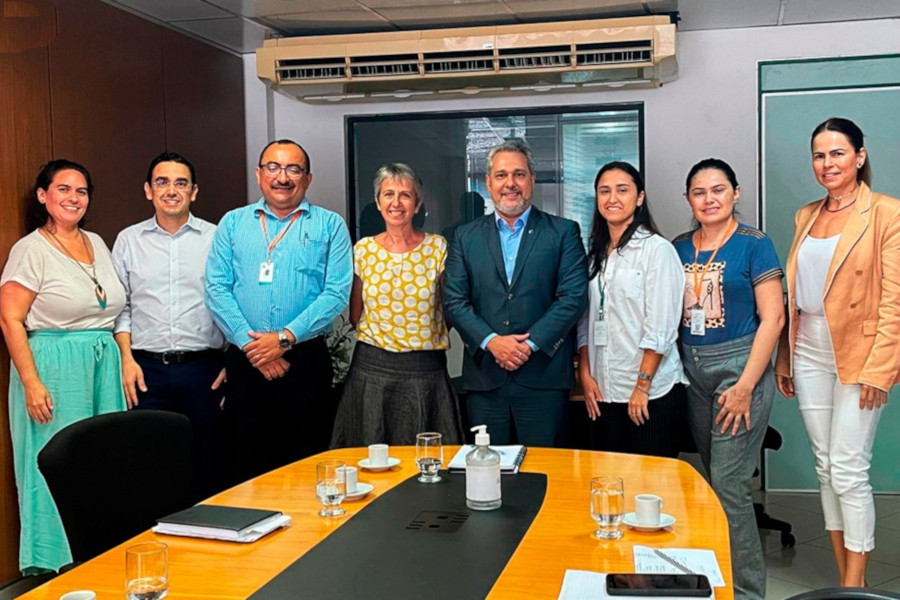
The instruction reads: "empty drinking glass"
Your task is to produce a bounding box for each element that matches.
[316,459,347,517]
[125,542,169,600]
[590,475,624,539]
[415,432,443,483]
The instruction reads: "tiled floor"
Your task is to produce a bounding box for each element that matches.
[758,491,900,598]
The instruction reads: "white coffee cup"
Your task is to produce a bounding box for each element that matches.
[336,465,358,493]
[60,591,97,600]
[634,493,663,526]
[368,443,389,467]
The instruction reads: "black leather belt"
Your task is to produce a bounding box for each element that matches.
[132,349,222,365]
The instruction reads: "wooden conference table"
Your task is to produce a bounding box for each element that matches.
[20,447,733,600]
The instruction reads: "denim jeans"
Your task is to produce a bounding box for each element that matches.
[683,333,773,600]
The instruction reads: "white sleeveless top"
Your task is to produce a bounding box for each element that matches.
[796,234,840,316]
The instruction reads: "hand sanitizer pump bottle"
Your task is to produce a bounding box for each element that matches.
[465,424,502,510]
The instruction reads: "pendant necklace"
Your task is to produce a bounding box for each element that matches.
[45,228,108,309]
[825,185,858,213]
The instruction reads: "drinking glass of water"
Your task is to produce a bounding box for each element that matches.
[125,542,168,600]
[415,432,443,483]
[316,459,347,517]
[590,475,624,539]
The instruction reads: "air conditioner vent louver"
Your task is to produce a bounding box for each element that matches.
[576,41,652,66]
[498,44,571,71]
[276,57,347,81]
[257,16,677,101]
[349,53,419,78]
[423,49,494,74]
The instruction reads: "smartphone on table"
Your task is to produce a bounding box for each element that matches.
[605,573,712,597]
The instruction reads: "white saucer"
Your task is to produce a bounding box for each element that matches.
[358,457,401,471]
[344,482,374,501]
[623,512,676,531]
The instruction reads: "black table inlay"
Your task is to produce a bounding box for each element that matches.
[249,471,548,600]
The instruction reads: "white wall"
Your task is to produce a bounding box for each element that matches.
[244,18,900,238]
[243,53,271,203]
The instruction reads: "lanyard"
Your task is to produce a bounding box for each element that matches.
[596,255,608,319]
[259,210,302,262]
[692,219,737,300]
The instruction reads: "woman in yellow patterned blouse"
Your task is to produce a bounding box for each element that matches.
[331,163,464,447]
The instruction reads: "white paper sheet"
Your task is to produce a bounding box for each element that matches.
[632,546,725,587]
[557,570,714,600]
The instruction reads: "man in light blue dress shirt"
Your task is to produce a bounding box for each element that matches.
[113,152,226,497]
[206,140,352,484]
[444,139,587,447]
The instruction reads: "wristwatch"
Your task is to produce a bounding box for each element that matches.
[278,331,293,350]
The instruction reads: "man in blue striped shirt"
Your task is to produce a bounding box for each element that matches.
[206,139,352,484]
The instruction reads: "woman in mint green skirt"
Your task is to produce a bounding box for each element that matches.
[0,160,127,574]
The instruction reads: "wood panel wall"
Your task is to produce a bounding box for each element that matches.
[50,0,168,243]
[162,29,247,223]
[0,42,54,589]
[0,0,246,585]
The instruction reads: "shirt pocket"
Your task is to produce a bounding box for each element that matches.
[294,239,328,294]
[296,238,327,272]
[614,267,644,300]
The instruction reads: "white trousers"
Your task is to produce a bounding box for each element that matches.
[793,314,882,553]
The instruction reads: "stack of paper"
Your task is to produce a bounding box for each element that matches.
[153,505,291,543]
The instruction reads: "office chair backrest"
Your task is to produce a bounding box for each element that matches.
[38,410,194,562]
[786,588,900,600]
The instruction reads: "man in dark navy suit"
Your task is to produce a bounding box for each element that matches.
[443,139,587,447]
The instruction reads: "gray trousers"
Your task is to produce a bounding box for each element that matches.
[682,333,773,600]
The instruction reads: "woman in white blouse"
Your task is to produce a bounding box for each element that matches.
[577,161,688,457]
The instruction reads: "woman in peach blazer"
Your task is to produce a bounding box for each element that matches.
[775,117,900,588]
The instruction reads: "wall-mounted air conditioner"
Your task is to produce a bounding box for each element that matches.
[256,16,676,103]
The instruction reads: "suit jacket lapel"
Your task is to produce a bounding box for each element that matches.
[824,184,872,298]
[482,216,508,289]
[510,208,542,290]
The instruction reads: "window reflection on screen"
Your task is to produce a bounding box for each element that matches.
[348,104,643,249]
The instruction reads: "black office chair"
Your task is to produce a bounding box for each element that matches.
[785,588,900,600]
[0,572,57,600]
[755,425,796,547]
[38,410,195,563]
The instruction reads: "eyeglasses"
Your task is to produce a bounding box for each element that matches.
[152,178,193,191]
[259,162,309,178]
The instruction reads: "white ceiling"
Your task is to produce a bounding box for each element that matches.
[101,0,900,54]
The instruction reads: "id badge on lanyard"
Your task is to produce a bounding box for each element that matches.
[690,308,706,336]
[258,210,301,285]
[259,260,274,283]
[594,317,609,346]
[690,220,736,338]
